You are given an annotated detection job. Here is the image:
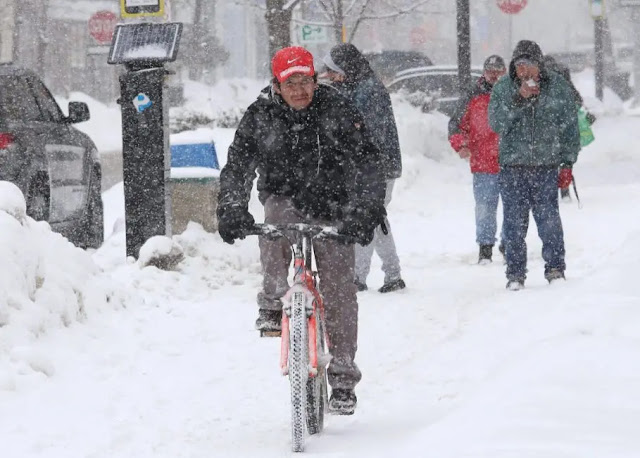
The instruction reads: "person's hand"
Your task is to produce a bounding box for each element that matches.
[217,206,255,244]
[339,204,386,246]
[458,147,471,159]
[558,168,573,189]
[519,78,540,99]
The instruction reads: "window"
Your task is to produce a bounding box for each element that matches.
[0,76,44,122]
[28,77,63,123]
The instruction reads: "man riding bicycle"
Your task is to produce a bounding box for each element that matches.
[216,46,386,415]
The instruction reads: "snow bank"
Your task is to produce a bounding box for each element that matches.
[171,78,267,130]
[0,182,107,388]
[55,92,122,154]
[573,69,625,116]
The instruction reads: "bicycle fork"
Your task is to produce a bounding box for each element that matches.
[280,283,318,377]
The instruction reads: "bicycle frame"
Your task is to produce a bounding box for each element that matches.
[280,231,327,378]
[247,223,345,451]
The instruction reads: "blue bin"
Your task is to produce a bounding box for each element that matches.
[170,142,218,169]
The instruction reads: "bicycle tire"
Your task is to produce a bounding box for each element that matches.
[289,291,308,452]
[306,309,327,435]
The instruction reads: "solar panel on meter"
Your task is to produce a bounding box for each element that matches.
[108,22,182,65]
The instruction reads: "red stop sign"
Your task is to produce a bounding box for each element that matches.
[89,11,117,44]
[497,0,528,14]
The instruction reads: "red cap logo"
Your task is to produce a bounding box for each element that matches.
[271,47,315,83]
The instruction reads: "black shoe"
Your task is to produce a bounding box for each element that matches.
[560,188,571,202]
[354,279,368,292]
[545,268,565,283]
[498,243,505,256]
[378,278,406,293]
[255,309,282,333]
[329,388,357,415]
[478,244,493,264]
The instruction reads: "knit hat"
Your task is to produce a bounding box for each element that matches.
[483,54,506,71]
[271,47,315,83]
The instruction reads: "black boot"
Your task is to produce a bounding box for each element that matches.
[329,388,357,415]
[378,278,406,293]
[354,279,368,292]
[545,268,566,283]
[478,244,493,264]
[255,309,282,336]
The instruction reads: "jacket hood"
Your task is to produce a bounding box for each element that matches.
[329,43,373,83]
[509,40,546,81]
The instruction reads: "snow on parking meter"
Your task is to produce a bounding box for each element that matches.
[108,22,182,259]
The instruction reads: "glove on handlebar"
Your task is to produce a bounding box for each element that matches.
[339,204,386,246]
[217,206,255,244]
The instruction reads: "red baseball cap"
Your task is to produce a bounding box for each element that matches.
[271,47,315,83]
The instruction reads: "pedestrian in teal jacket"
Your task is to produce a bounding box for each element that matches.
[488,40,580,290]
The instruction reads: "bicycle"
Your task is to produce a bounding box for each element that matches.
[247,223,349,453]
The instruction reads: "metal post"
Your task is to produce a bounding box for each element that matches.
[594,17,604,101]
[336,0,344,43]
[633,8,640,106]
[457,0,471,91]
[119,65,170,258]
[508,14,512,53]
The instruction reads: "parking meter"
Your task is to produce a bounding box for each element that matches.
[108,22,182,259]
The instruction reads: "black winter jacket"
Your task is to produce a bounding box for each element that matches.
[218,84,386,221]
[330,43,402,179]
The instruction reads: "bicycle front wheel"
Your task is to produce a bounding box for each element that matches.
[289,291,308,452]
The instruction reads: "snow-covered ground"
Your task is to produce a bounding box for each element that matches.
[2,77,640,457]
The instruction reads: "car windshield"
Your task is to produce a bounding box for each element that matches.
[0,75,45,122]
[389,72,477,97]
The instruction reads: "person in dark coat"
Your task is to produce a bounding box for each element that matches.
[489,40,580,290]
[449,54,507,264]
[543,55,596,202]
[323,43,405,294]
[216,46,386,414]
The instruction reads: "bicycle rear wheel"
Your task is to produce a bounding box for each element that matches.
[306,309,328,435]
[289,291,308,452]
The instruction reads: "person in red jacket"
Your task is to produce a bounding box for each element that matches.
[449,55,507,264]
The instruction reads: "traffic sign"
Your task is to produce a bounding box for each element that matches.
[496,0,527,14]
[590,0,605,18]
[120,0,165,18]
[89,11,118,45]
[299,24,328,44]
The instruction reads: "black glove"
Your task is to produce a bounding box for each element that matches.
[217,205,255,244]
[586,111,597,125]
[339,204,386,246]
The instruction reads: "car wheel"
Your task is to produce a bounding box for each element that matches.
[80,167,104,249]
[26,173,51,221]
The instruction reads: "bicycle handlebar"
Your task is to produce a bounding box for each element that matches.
[244,223,354,243]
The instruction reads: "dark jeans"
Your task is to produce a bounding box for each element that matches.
[499,166,566,281]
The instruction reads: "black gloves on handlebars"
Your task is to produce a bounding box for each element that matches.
[217,205,255,244]
[339,204,387,246]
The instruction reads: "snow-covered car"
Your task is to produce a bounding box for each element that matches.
[0,66,103,248]
[387,65,483,117]
[364,50,433,84]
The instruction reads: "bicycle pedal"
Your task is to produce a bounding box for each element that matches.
[260,330,282,338]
